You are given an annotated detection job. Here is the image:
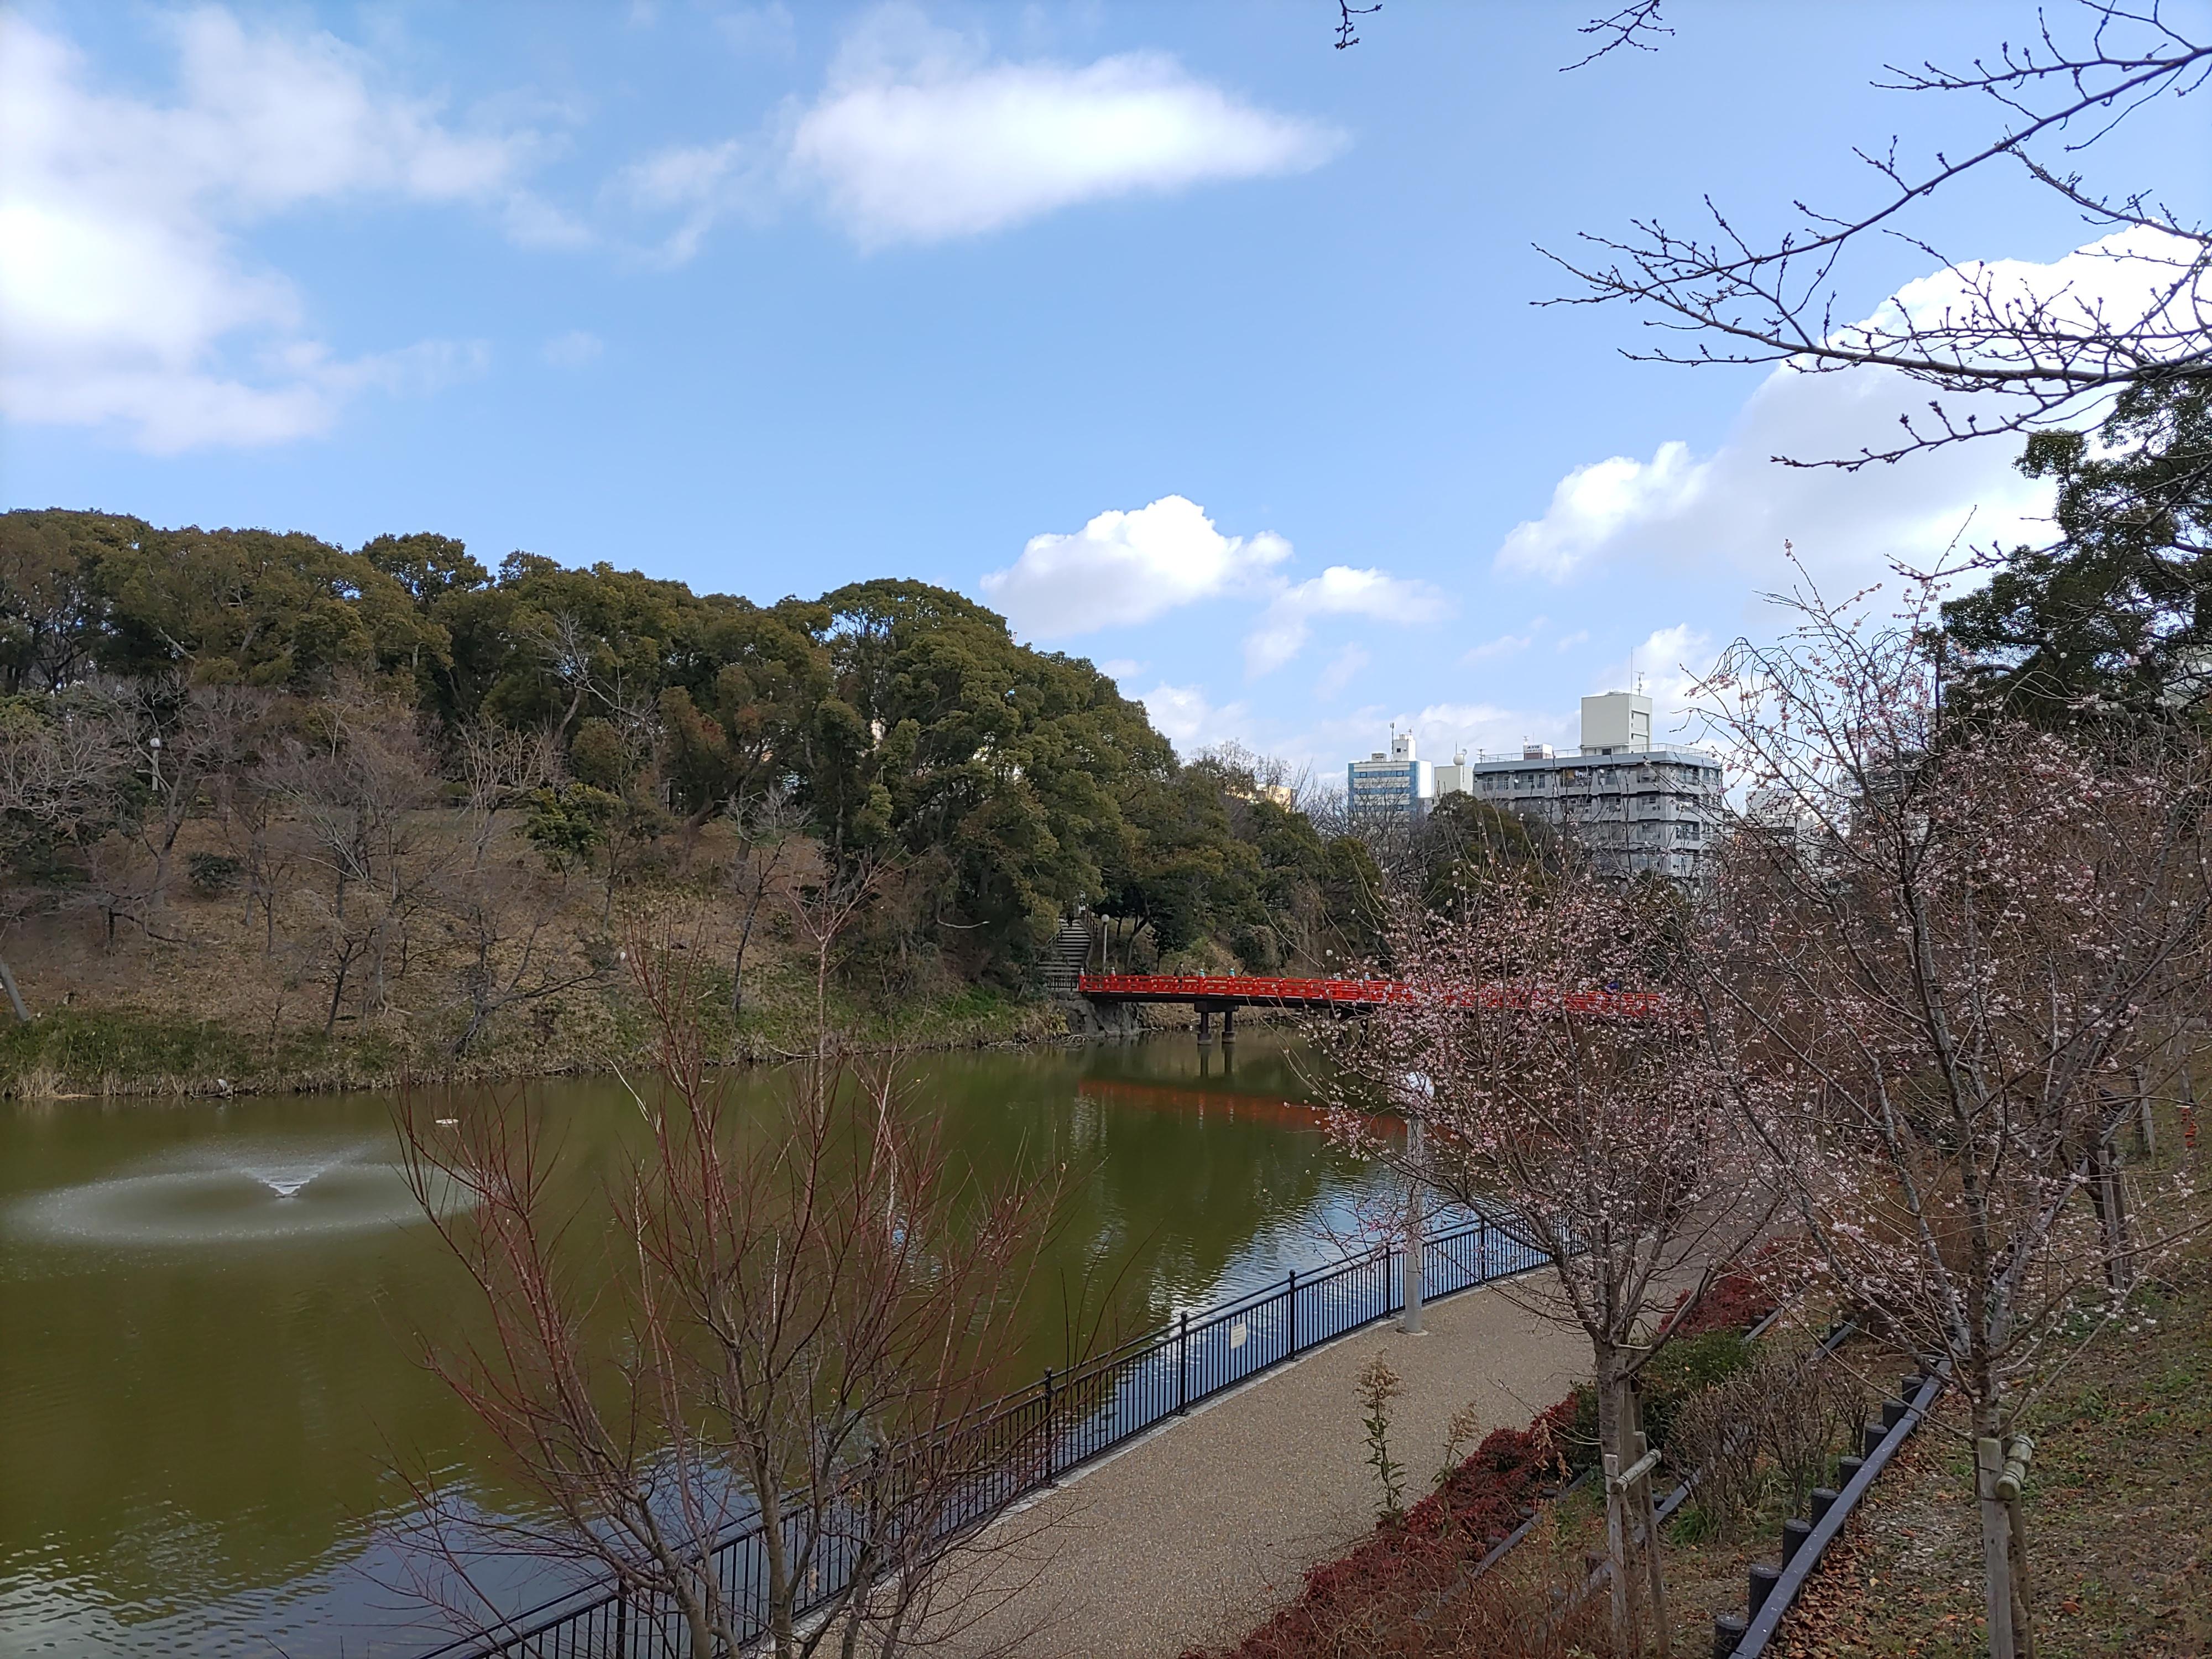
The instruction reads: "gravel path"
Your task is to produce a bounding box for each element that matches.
[937,1270,1590,1659]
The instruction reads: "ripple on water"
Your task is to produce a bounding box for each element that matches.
[6,1143,431,1249]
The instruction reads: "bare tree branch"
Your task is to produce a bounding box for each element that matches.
[1543,2,2212,467]
[1562,1,1672,72]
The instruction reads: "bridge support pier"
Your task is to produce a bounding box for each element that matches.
[1220,1006,1236,1045]
[1196,1008,1214,1045]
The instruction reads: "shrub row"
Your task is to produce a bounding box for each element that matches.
[1188,1397,1583,1659]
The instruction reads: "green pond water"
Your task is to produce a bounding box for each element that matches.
[0,1035,1391,1658]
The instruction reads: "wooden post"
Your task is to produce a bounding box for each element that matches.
[1996,1434,2037,1659]
[2134,1063,2156,1161]
[1603,1379,1632,1650]
[2099,1131,2136,1292]
[2085,1115,2136,1293]
[2008,1495,2036,1659]
[1604,1446,1631,1650]
[1635,1401,1668,1653]
[1978,1438,2017,1659]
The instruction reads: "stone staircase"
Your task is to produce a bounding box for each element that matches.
[1039,916,1094,998]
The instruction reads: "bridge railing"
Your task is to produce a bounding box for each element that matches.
[411,1213,1552,1659]
[1076,973,1670,1018]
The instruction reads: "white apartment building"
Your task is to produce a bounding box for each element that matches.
[1347,729,1435,826]
[1439,692,1724,885]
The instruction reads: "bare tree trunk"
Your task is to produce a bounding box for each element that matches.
[731,888,765,1019]
[1598,1359,1630,1650]
[325,961,351,1035]
[0,958,29,1024]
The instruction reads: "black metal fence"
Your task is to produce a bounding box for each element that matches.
[415,1215,1546,1658]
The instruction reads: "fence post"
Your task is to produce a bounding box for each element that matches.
[614,1585,626,1658]
[1287,1269,1298,1354]
[1477,1216,1488,1281]
[1177,1312,1189,1413]
[1042,1369,1056,1483]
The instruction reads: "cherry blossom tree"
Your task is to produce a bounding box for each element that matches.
[1695,570,2212,1657]
[1315,870,1776,1653]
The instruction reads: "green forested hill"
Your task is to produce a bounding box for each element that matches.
[0,512,1382,1073]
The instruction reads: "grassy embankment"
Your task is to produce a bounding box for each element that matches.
[1189,1100,2206,1658]
[0,835,1092,1100]
[1771,1232,2211,1657]
[0,974,1070,1100]
[1534,1120,2210,1656]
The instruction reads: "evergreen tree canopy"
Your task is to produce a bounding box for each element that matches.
[1945,374,2212,727]
[0,510,1361,985]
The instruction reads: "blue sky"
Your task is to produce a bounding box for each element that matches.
[3,1,2206,772]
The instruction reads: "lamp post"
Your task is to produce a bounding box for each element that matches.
[147,734,163,792]
[1400,1070,1432,1334]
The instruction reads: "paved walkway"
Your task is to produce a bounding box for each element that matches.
[940,1271,1591,1659]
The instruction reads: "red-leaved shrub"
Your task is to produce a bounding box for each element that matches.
[1188,1400,1579,1659]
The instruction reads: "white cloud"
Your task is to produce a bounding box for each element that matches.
[1289,703,1573,774]
[1096,658,1145,681]
[1134,681,1251,755]
[789,15,1342,247]
[1554,629,1590,653]
[981,495,1290,637]
[987,494,1446,680]
[1598,624,1719,745]
[1486,239,2202,591]
[624,6,1342,258]
[542,329,606,367]
[0,10,530,450]
[1463,621,1541,664]
[1315,642,1370,700]
[1244,566,1448,678]
[1495,231,2208,594]
[1853,228,2206,380]
[1400,701,1576,763]
[1494,362,2049,591]
[610,137,774,264]
[500,192,594,251]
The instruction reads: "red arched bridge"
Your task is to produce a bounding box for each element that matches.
[1074,973,1667,1040]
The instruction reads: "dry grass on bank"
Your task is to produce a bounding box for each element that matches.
[0,815,1086,1099]
[1771,1234,2212,1659]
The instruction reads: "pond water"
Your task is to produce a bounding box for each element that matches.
[0,1035,1394,1658]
